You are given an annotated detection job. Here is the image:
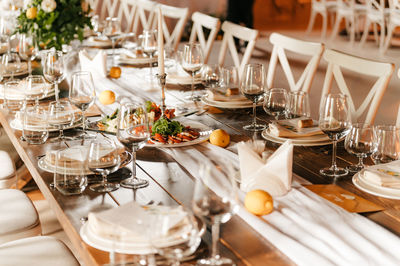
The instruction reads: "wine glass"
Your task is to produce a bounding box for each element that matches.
[87,137,121,193]
[47,100,75,142]
[43,50,65,107]
[192,163,239,266]
[103,17,121,66]
[25,75,48,109]
[345,123,374,172]
[219,66,239,91]
[149,207,202,266]
[286,90,311,119]
[117,102,150,189]
[319,93,352,177]
[69,71,96,139]
[18,33,38,76]
[371,125,400,164]
[263,88,288,120]
[241,63,266,131]
[1,52,21,80]
[141,30,158,85]
[202,64,222,89]
[182,42,204,101]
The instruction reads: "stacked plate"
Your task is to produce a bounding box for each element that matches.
[118,50,157,66]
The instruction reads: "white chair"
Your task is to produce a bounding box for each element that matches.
[359,0,389,51]
[218,21,259,80]
[306,0,337,39]
[189,12,220,64]
[266,33,325,92]
[0,236,79,266]
[100,0,120,20]
[117,0,137,33]
[157,4,189,52]
[132,0,157,33]
[0,189,41,244]
[0,150,16,189]
[321,49,394,125]
[330,0,367,45]
[383,0,400,53]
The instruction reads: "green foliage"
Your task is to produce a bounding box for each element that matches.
[152,118,183,136]
[16,0,92,50]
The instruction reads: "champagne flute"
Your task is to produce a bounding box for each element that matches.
[241,63,266,131]
[371,126,400,164]
[319,93,352,177]
[286,90,311,119]
[47,100,75,142]
[69,71,95,139]
[87,138,121,193]
[117,102,150,189]
[25,75,47,109]
[263,88,288,120]
[345,123,374,172]
[43,50,65,107]
[141,30,157,86]
[192,163,239,266]
[182,42,204,101]
[18,33,38,76]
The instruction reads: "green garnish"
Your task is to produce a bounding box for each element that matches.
[152,118,183,136]
[145,101,155,113]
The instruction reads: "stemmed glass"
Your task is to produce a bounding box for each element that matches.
[371,126,400,164]
[345,123,374,172]
[87,137,121,193]
[141,30,158,85]
[69,71,96,139]
[18,33,38,76]
[182,42,204,101]
[319,93,352,177]
[286,90,311,119]
[47,100,75,142]
[103,17,121,66]
[241,63,266,131]
[43,50,65,107]
[202,64,222,89]
[219,66,239,91]
[1,52,21,80]
[25,75,47,109]
[116,102,150,189]
[263,88,288,120]
[192,163,239,266]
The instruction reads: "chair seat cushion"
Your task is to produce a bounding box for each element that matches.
[0,189,39,237]
[0,150,15,180]
[0,236,80,266]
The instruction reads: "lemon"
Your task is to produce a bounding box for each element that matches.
[209,129,230,148]
[109,66,121,79]
[244,190,274,216]
[99,90,116,105]
[26,7,37,19]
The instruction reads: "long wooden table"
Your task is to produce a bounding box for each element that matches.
[1,80,400,265]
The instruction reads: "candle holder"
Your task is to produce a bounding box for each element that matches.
[156,73,167,117]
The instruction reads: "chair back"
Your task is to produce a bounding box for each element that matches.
[189,12,220,64]
[132,0,157,33]
[218,21,259,80]
[389,0,400,15]
[321,49,394,125]
[366,0,385,18]
[267,33,324,92]
[87,0,101,15]
[117,0,137,33]
[157,4,189,52]
[100,0,120,20]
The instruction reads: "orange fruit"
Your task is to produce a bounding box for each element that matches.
[209,129,230,148]
[244,190,274,216]
[99,90,116,105]
[109,66,121,79]
[26,7,37,19]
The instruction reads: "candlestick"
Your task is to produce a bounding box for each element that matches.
[157,7,165,75]
[156,73,167,117]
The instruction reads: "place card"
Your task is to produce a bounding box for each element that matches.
[304,184,384,213]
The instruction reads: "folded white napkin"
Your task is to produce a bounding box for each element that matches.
[79,50,107,78]
[238,140,293,196]
[268,119,324,138]
[361,160,400,189]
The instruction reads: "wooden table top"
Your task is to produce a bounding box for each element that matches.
[1,82,400,266]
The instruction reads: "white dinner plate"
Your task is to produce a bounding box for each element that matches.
[10,115,83,132]
[118,53,157,65]
[261,129,332,146]
[2,68,29,78]
[83,37,113,48]
[352,172,400,200]
[201,95,260,109]
[0,89,55,100]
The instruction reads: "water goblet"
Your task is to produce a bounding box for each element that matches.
[47,100,75,142]
[18,33,38,76]
[241,63,266,131]
[345,123,374,172]
[319,93,352,177]
[182,42,204,101]
[25,75,48,109]
[263,88,288,120]
[69,71,96,139]
[43,50,65,107]
[371,126,400,164]
[117,102,150,189]
[286,90,311,119]
[219,66,239,91]
[3,80,23,113]
[87,137,121,193]
[23,106,49,145]
[1,52,21,80]
[103,17,122,66]
[202,64,222,89]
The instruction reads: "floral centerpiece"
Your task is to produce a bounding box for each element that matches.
[16,0,92,50]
